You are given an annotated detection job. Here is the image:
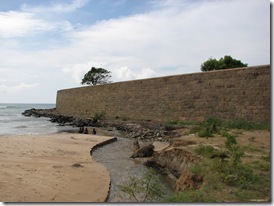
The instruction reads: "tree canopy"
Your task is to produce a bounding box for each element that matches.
[200,55,248,72]
[81,67,112,85]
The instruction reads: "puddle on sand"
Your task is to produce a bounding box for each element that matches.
[92,135,173,202]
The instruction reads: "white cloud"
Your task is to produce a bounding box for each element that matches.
[21,0,89,13]
[0,83,39,94]
[0,0,269,103]
[112,66,157,81]
[0,11,74,38]
[63,0,269,78]
[0,11,55,38]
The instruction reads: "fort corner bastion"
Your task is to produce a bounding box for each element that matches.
[56,65,270,124]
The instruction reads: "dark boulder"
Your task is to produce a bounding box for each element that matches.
[130,144,154,158]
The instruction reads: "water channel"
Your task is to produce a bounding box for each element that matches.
[58,126,173,202]
[91,128,173,202]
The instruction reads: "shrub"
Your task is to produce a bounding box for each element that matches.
[198,128,214,138]
[205,117,223,127]
[214,132,260,189]
[118,168,165,202]
[194,117,222,137]
[92,111,106,123]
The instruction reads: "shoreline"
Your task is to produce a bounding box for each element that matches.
[0,133,116,202]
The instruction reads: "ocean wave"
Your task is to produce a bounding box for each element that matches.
[0,105,7,109]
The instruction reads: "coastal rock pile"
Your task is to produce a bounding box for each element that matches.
[22,108,57,118]
[22,108,182,141]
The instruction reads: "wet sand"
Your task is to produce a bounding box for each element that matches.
[0,133,115,202]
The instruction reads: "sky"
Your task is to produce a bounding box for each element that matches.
[0,0,271,103]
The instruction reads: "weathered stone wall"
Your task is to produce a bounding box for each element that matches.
[56,65,270,123]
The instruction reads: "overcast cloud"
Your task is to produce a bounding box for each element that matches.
[0,0,270,103]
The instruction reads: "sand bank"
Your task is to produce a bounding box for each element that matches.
[0,133,115,202]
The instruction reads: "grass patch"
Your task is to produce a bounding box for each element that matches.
[224,119,269,130]
[261,153,270,162]
[187,118,269,137]
[235,190,259,202]
[195,145,217,158]
[164,120,199,131]
[190,164,203,175]
[197,128,214,137]
[151,117,270,202]
[165,189,214,202]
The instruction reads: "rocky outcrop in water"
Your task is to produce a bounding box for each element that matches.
[130,144,154,158]
[22,108,182,141]
[22,108,57,118]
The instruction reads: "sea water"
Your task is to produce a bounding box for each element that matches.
[0,103,59,135]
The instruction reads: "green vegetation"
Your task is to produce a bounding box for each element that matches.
[118,168,165,202]
[194,145,217,158]
[261,153,270,162]
[224,119,269,130]
[122,118,270,202]
[197,132,268,202]
[186,117,269,138]
[92,111,106,123]
[165,129,270,202]
[164,120,199,131]
[200,55,247,71]
[217,132,259,189]
[165,189,214,202]
[81,67,112,85]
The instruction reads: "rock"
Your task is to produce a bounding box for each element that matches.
[130,144,155,158]
[133,140,140,151]
[144,159,168,175]
[144,147,200,178]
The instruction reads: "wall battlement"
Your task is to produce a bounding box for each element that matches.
[56,65,270,123]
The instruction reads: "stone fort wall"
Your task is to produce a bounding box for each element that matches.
[56,65,270,123]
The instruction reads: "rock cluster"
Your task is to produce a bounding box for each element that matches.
[22,108,57,118]
[130,144,155,158]
[22,108,181,141]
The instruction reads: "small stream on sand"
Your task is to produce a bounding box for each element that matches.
[59,126,173,202]
[91,128,173,202]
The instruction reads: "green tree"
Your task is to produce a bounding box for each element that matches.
[81,67,112,85]
[201,55,247,71]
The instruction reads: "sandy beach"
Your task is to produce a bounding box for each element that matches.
[0,133,115,202]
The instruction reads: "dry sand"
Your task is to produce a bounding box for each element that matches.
[0,133,115,202]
